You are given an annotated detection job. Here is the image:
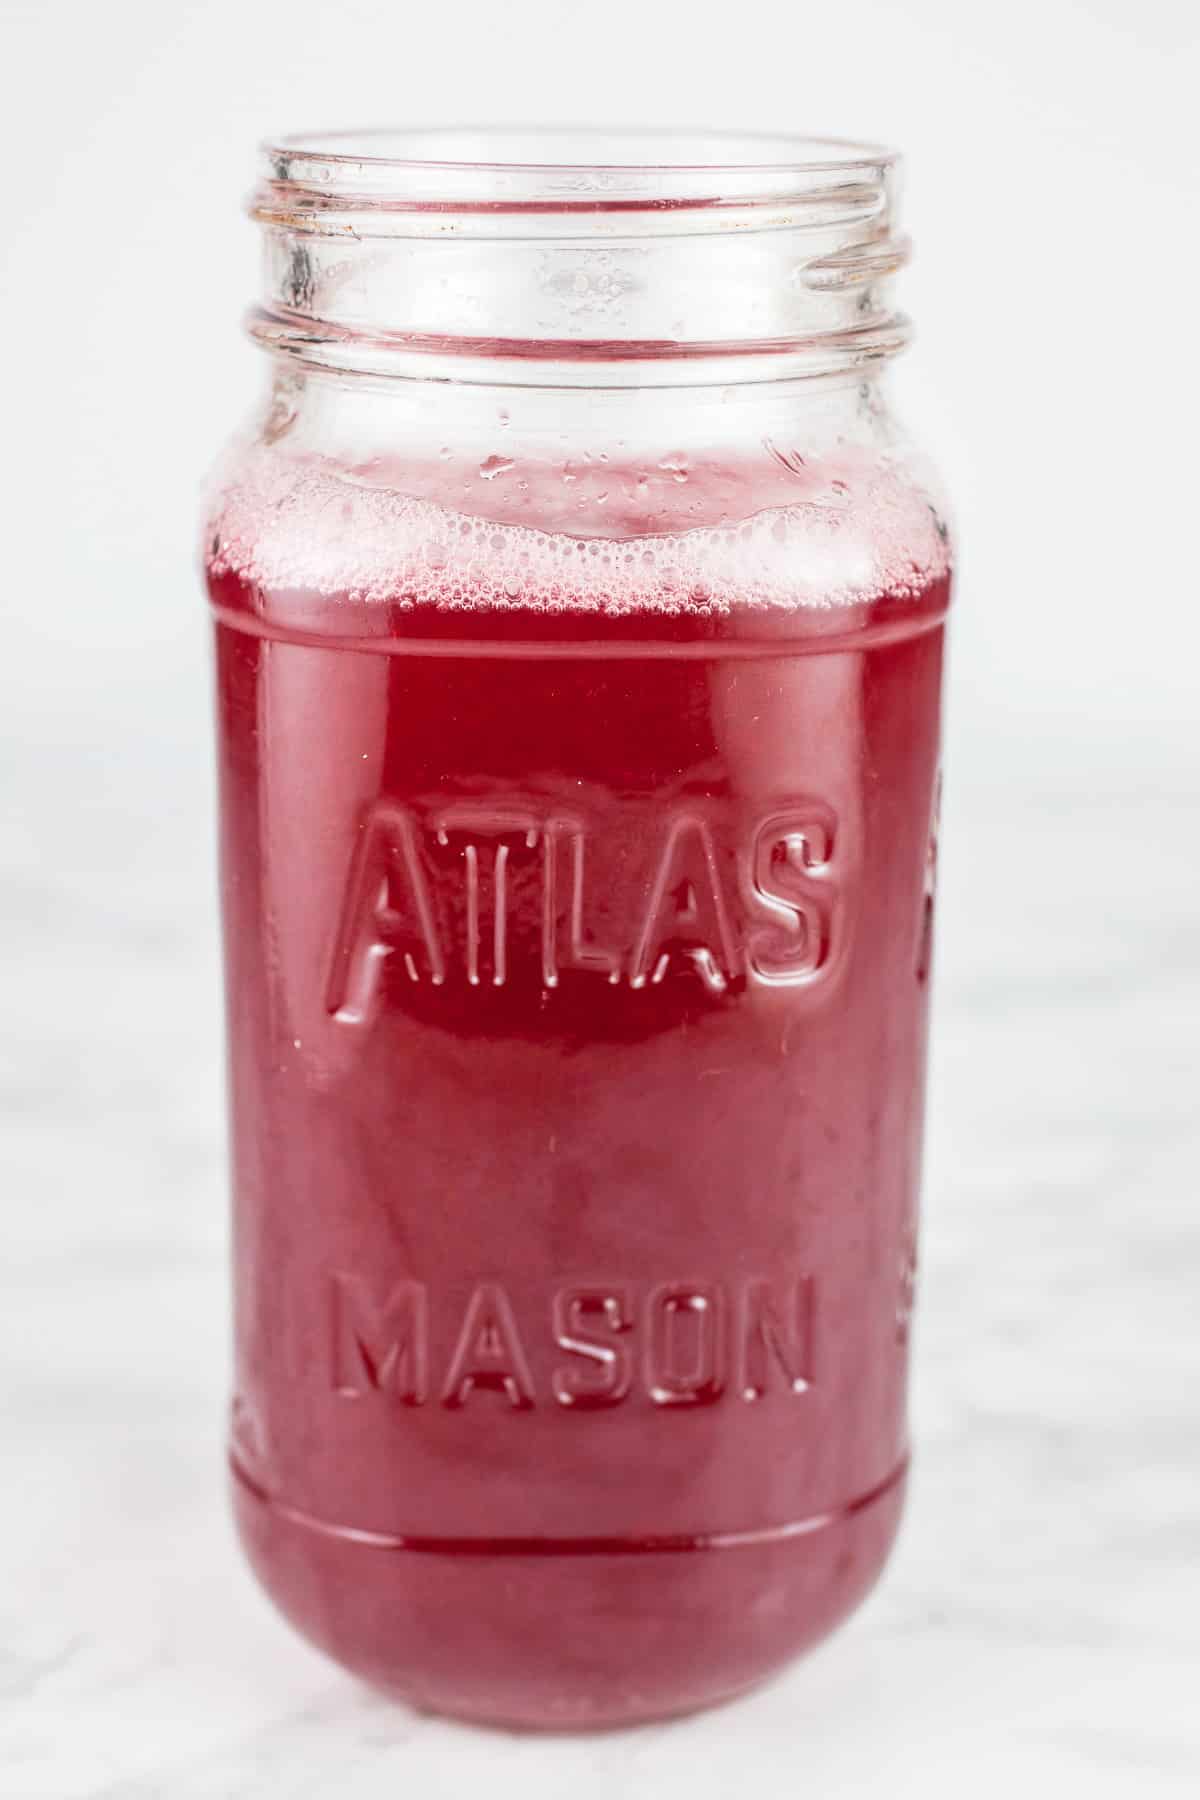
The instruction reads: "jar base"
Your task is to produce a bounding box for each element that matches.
[231,1462,906,1730]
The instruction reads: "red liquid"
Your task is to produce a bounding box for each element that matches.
[207,455,947,1726]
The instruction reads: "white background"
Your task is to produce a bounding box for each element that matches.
[1,2,1197,1796]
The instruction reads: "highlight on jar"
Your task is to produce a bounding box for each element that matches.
[202,126,953,1730]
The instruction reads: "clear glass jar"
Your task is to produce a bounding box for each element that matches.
[203,128,952,1728]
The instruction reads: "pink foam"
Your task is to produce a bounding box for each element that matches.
[207,444,951,614]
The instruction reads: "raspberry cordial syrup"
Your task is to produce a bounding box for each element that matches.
[203,127,952,1726]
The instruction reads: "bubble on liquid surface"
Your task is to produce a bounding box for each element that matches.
[478,455,514,481]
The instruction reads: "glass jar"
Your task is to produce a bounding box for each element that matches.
[203,128,952,1729]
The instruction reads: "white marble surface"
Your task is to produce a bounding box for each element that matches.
[2,700,1196,1798]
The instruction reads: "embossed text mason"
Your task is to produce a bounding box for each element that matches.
[328,1269,816,1409]
[204,127,952,1728]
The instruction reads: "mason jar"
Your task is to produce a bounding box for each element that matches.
[203,128,952,1728]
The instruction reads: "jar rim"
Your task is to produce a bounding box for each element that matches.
[263,125,897,174]
[259,127,898,214]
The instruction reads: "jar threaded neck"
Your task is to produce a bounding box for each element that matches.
[249,128,911,386]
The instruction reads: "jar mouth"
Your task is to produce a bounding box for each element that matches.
[259,126,898,217]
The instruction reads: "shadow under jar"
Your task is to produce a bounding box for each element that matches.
[203,127,953,1729]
